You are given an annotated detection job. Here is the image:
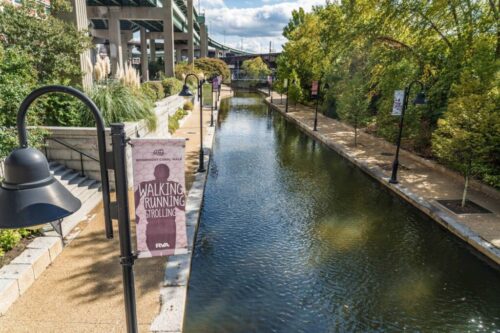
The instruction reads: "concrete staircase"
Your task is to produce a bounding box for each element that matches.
[45,162,103,238]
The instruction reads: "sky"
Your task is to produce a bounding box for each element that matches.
[197,0,326,54]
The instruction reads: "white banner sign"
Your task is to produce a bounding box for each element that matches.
[131,138,187,258]
[283,79,288,88]
[392,90,405,116]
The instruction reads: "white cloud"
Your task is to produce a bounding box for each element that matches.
[202,0,326,53]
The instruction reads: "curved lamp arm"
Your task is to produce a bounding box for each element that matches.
[17,85,114,239]
[406,80,424,104]
[184,73,201,100]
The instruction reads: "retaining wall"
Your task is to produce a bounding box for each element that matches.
[40,95,185,188]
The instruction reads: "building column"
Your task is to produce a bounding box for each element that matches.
[200,23,208,58]
[108,8,123,76]
[187,0,194,64]
[163,0,175,77]
[140,27,149,82]
[149,39,156,62]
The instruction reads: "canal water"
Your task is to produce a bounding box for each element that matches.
[185,93,500,332]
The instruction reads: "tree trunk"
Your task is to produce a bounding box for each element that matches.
[354,125,358,146]
[461,173,469,208]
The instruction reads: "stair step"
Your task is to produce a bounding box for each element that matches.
[49,163,65,174]
[59,171,81,183]
[44,160,104,238]
[64,175,88,192]
[77,185,101,204]
[72,179,98,198]
[53,168,74,179]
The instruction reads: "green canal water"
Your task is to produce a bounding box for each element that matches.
[185,92,500,332]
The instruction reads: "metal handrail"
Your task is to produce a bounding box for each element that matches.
[44,136,99,178]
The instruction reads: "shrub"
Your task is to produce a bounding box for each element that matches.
[141,83,157,103]
[194,58,231,82]
[174,62,196,82]
[0,230,21,252]
[0,127,47,160]
[0,228,39,259]
[142,81,164,101]
[84,82,157,130]
[183,101,194,111]
[168,108,189,134]
[148,60,164,80]
[161,77,183,97]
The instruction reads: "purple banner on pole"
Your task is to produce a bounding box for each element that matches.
[131,138,187,258]
[311,81,319,97]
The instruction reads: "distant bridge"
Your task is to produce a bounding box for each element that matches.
[221,53,281,78]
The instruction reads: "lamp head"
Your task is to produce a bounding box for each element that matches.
[179,84,194,97]
[413,91,427,105]
[0,147,81,229]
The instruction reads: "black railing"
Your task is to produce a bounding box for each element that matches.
[44,137,99,178]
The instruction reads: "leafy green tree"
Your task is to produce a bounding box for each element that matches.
[336,73,371,146]
[287,70,303,106]
[241,57,271,80]
[277,1,500,187]
[195,58,231,81]
[433,72,499,205]
[0,0,91,127]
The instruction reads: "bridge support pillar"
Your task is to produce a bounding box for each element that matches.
[59,0,92,90]
[150,39,156,62]
[163,0,175,77]
[175,47,182,63]
[108,7,123,76]
[200,23,208,58]
[140,27,149,82]
[121,32,132,67]
[187,0,194,65]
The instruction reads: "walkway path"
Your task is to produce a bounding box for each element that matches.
[0,90,227,332]
[264,90,500,266]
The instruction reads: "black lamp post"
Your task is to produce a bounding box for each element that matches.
[0,85,139,333]
[268,75,273,103]
[389,80,426,184]
[285,79,294,113]
[179,73,206,172]
[313,81,321,131]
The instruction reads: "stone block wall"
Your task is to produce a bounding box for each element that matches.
[40,94,185,189]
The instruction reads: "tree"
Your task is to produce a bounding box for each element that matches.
[277,0,500,188]
[0,0,91,127]
[241,57,271,80]
[432,72,499,206]
[336,73,371,146]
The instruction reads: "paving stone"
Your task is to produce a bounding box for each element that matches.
[0,264,35,295]
[150,286,187,333]
[186,224,196,250]
[27,236,63,262]
[0,278,19,316]
[11,248,51,279]
[164,254,191,286]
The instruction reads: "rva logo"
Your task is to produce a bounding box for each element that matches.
[155,242,170,249]
[153,149,164,156]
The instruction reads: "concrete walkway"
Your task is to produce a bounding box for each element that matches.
[264,90,500,266]
[0,91,227,332]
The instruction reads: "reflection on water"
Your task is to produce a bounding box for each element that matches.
[185,92,500,333]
